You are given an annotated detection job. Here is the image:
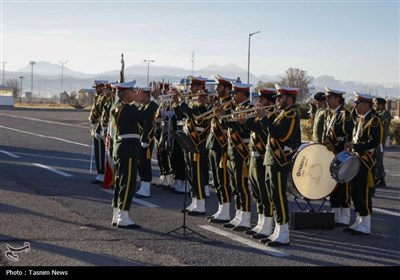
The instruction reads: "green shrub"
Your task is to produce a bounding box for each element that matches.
[390,119,400,145]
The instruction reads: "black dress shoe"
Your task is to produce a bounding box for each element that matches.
[259,237,272,244]
[111,222,117,227]
[342,227,355,233]
[351,230,369,236]
[252,233,268,240]
[223,223,236,228]
[135,194,150,199]
[232,226,250,232]
[187,211,206,216]
[267,241,290,247]
[180,209,189,214]
[209,218,230,224]
[245,229,257,235]
[117,224,141,229]
[334,223,349,228]
[205,215,215,220]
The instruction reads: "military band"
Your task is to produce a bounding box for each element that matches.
[87,66,390,245]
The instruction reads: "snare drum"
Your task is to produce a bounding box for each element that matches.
[330,151,360,183]
[291,143,337,200]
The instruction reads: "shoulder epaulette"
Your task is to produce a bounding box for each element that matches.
[370,116,381,127]
[285,108,296,118]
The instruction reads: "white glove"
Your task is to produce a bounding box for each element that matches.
[141,142,149,148]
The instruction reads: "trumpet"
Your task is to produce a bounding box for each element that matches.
[158,93,177,99]
[220,105,276,120]
[194,99,235,120]
[181,92,218,99]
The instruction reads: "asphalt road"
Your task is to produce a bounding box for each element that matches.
[0,107,399,268]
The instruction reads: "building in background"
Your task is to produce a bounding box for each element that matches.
[0,85,14,106]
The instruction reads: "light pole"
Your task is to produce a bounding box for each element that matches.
[19,76,24,97]
[29,61,35,96]
[59,60,68,93]
[247,31,260,84]
[1,60,7,85]
[143,59,154,86]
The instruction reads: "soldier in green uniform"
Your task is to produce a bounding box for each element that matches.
[88,80,109,184]
[222,82,253,231]
[135,87,160,198]
[205,74,235,223]
[99,82,117,189]
[244,87,276,239]
[110,81,158,229]
[179,76,211,215]
[322,87,354,227]
[255,84,301,247]
[344,92,383,235]
[373,97,392,188]
[311,92,328,144]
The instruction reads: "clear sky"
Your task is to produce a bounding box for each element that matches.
[1,0,399,84]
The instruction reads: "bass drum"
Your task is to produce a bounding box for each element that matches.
[291,143,337,200]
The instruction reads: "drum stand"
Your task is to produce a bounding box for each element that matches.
[290,195,334,230]
[161,130,206,239]
[293,195,327,212]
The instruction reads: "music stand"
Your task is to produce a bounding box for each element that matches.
[161,130,206,238]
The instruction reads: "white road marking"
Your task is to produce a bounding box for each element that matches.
[0,113,87,129]
[0,126,90,147]
[373,207,400,217]
[100,189,160,208]
[32,163,73,177]
[200,225,289,258]
[0,150,20,158]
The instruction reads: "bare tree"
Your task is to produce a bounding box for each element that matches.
[6,79,20,98]
[279,68,314,103]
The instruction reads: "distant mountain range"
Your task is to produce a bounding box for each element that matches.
[4,61,399,99]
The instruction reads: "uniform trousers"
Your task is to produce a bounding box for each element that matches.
[227,157,250,212]
[209,146,231,204]
[266,164,290,225]
[352,164,373,216]
[249,156,273,217]
[113,155,138,211]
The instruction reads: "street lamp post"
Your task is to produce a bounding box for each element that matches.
[19,76,24,98]
[247,31,260,84]
[29,61,35,96]
[1,60,7,85]
[143,59,154,86]
[59,60,68,93]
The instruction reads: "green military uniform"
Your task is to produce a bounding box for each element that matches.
[261,105,301,225]
[138,100,159,184]
[111,100,152,211]
[374,108,392,185]
[89,92,108,179]
[224,100,252,213]
[154,102,173,180]
[323,105,354,209]
[312,107,328,143]
[206,95,233,205]
[245,109,276,218]
[352,111,382,216]
[179,101,211,201]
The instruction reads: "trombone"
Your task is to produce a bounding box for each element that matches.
[219,105,276,120]
[194,99,235,120]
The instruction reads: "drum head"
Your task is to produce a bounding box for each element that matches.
[291,144,337,200]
